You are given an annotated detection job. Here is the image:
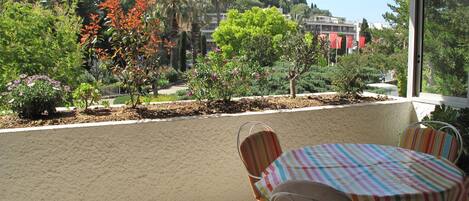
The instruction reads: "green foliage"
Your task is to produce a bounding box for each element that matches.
[422,105,460,125]
[212,7,297,57]
[98,0,167,108]
[383,0,409,40]
[248,62,332,96]
[0,92,10,112]
[241,34,278,67]
[113,94,179,105]
[176,89,195,100]
[0,1,83,88]
[158,78,170,89]
[101,100,111,109]
[290,3,311,21]
[162,68,180,83]
[230,0,264,12]
[73,83,102,110]
[421,0,468,97]
[280,32,327,98]
[355,29,408,96]
[6,75,69,118]
[186,51,265,101]
[332,55,378,98]
[309,3,332,16]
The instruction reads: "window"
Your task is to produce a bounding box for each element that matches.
[408,0,469,107]
[421,0,469,98]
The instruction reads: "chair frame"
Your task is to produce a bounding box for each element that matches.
[236,121,276,180]
[404,121,464,163]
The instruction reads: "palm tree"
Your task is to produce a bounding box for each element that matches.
[154,0,190,68]
[155,0,189,36]
[186,0,211,65]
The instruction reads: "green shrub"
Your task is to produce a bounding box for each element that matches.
[164,68,180,83]
[158,78,170,89]
[186,52,265,102]
[176,89,195,100]
[0,1,83,88]
[0,92,9,111]
[113,94,179,105]
[6,75,69,118]
[73,83,101,110]
[332,55,379,98]
[101,100,111,109]
[241,34,278,67]
[248,62,332,96]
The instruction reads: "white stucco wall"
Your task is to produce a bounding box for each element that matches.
[0,100,415,201]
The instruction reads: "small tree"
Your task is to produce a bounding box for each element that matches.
[281,32,326,98]
[179,31,187,71]
[73,83,101,111]
[94,0,172,108]
[212,7,297,57]
[360,18,372,45]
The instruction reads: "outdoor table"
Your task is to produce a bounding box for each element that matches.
[255,144,468,201]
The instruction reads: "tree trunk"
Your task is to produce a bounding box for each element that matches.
[170,46,178,69]
[215,0,221,25]
[152,81,158,96]
[191,23,200,66]
[179,31,187,71]
[290,78,297,99]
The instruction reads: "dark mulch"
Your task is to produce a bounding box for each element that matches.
[0,94,389,129]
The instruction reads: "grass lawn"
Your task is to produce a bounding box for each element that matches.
[113,94,179,105]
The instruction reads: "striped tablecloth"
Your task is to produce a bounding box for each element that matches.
[255,144,468,201]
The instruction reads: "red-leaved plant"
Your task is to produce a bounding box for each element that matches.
[81,0,173,108]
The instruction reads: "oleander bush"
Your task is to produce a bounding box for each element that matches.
[186,51,266,102]
[6,75,70,118]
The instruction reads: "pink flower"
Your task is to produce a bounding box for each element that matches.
[187,91,193,96]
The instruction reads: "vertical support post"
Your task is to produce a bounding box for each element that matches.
[407,0,424,98]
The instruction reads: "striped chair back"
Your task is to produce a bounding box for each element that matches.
[399,127,459,162]
[240,130,282,201]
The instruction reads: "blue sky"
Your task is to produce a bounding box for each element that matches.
[307,0,394,23]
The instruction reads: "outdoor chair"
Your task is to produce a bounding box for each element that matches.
[271,180,352,201]
[237,121,283,201]
[399,121,464,163]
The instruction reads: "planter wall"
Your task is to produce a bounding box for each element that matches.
[0,100,416,201]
